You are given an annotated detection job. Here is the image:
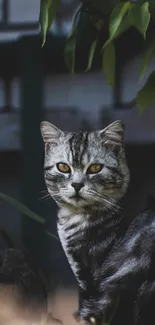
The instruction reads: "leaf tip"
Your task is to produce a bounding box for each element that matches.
[41,40,45,48]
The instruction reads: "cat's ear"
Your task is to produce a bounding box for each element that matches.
[40,121,64,144]
[99,120,124,152]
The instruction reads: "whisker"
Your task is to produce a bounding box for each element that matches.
[88,189,120,212]
[39,194,51,201]
[39,189,51,201]
[40,189,48,194]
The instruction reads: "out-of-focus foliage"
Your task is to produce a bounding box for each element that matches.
[0,192,45,223]
[39,0,60,47]
[39,0,155,111]
[0,192,59,240]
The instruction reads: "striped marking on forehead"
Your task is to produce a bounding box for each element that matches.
[69,131,89,164]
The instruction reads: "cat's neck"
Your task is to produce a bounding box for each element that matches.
[58,203,124,234]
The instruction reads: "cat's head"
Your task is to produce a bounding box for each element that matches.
[40,120,129,211]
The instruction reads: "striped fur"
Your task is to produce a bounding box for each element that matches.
[41,120,155,325]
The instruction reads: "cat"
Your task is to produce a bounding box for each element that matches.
[41,120,155,325]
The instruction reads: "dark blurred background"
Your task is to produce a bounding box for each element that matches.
[0,0,155,290]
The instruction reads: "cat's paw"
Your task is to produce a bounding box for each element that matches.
[75,294,119,325]
[74,303,105,325]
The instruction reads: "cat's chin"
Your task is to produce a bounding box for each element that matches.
[66,197,88,208]
[70,194,86,201]
[56,196,90,210]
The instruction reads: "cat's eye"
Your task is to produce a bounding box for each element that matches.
[86,164,103,174]
[57,163,71,173]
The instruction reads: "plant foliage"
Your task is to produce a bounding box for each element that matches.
[0,192,59,241]
[39,0,155,112]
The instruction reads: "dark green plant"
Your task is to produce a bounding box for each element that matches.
[0,192,59,241]
[39,0,155,113]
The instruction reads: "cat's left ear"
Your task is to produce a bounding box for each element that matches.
[40,121,64,145]
[99,120,124,152]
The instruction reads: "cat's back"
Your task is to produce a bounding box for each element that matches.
[125,194,155,244]
[117,208,155,262]
[104,207,155,278]
[112,206,155,325]
[103,208,155,325]
[124,208,155,250]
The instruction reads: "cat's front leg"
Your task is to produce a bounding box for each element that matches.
[76,286,119,325]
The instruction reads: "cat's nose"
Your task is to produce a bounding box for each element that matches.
[71,182,84,192]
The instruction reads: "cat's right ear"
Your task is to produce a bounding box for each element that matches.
[40,121,64,145]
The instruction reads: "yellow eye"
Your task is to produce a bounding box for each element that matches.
[57,163,71,173]
[87,164,103,174]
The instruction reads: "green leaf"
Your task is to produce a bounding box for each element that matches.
[0,192,45,224]
[136,71,155,114]
[109,2,131,41]
[89,15,104,31]
[102,42,115,88]
[68,8,81,38]
[47,0,60,29]
[85,40,98,72]
[64,36,76,74]
[39,0,48,47]
[64,9,81,74]
[94,19,104,31]
[129,2,150,39]
[102,13,131,52]
[114,12,131,38]
[139,41,155,81]
[39,0,60,47]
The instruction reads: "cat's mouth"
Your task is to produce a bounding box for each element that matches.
[70,193,85,201]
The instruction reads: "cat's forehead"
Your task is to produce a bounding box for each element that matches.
[66,131,113,162]
[46,130,116,166]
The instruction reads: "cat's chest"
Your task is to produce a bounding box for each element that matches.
[57,215,89,252]
[57,214,91,288]
[57,216,114,270]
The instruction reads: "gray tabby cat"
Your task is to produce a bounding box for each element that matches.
[41,120,155,325]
